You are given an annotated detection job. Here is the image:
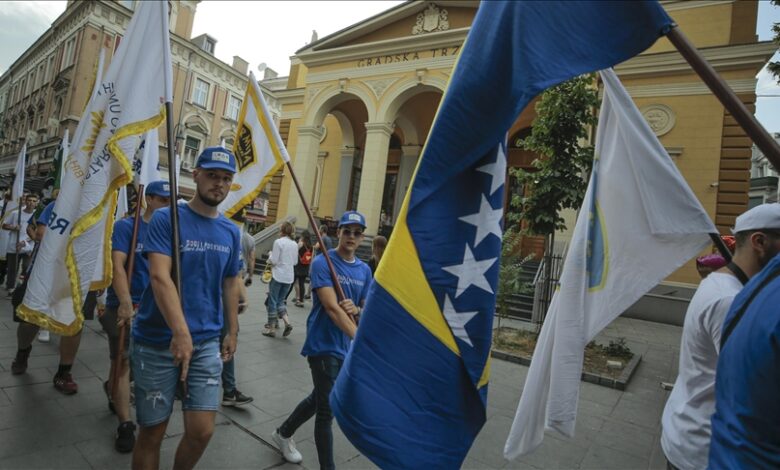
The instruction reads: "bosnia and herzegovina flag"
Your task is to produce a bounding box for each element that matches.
[331,2,673,468]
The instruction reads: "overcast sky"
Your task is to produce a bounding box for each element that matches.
[0,0,778,130]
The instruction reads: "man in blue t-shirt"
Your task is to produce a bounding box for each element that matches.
[271,211,373,469]
[709,240,780,468]
[131,147,241,470]
[99,180,170,453]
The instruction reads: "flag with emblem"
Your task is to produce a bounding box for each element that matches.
[504,68,716,458]
[331,2,674,468]
[219,70,289,218]
[18,0,171,335]
[11,142,26,204]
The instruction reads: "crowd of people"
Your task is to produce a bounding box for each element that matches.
[662,203,780,469]
[5,146,780,469]
[1,145,388,470]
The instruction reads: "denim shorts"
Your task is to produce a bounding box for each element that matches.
[131,337,223,427]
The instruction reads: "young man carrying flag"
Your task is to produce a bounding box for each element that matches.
[131,148,241,470]
[271,210,372,469]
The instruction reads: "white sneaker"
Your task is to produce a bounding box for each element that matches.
[272,429,303,464]
[38,330,50,343]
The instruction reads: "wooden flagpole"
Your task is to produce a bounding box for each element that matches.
[665,26,780,172]
[284,161,355,322]
[112,184,144,401]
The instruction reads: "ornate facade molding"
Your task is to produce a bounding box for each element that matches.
[362,77,399,99]
[412,4,450,35]
[622,78,757,98]
[364,121,395,136]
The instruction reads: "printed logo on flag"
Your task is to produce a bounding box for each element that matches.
[234,123,256,171]
[162,183,169,192]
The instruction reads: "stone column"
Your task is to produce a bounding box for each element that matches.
[356,121,394,236]
[334,148,355,217]
[286,125,324,225]
[393,144,422,222]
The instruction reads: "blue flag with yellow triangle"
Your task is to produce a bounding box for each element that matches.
[331,2,673,468]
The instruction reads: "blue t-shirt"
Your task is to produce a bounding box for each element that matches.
[709,254,780,469]
[132,205,241,346]
[106,217,149,307]
[301,249,372,360]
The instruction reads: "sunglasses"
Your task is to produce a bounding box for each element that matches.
[341,228,364,237]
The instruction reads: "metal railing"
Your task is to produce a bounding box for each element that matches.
[531,240,568,326]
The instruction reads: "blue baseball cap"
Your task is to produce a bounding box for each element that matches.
[196,146,237,173]
[338,210,367,229]
[145,180,171,197]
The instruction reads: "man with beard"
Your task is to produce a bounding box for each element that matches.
[131,147,241,470]
[661,203,780,470]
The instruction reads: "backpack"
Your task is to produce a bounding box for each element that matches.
[300,249,312,265]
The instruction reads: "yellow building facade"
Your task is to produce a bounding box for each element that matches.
[272,0,775,285]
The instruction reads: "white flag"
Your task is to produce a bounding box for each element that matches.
[116,185,129,219]
[11,142,26,203]
[133,128,161,191]
[504,68,716,459]
[18,0,172,335]
[219,71,289,218]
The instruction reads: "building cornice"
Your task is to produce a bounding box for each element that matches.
[296,27,469,69]
[660,0,736,12]
[622,78,758,98]
[615,42,777,78]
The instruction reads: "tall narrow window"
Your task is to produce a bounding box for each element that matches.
[184,136,201,168]
[227,95,241,121]
[192,78,209,107]
[61,37,76,71]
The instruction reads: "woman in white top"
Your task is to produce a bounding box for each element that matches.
[262,221,298,337]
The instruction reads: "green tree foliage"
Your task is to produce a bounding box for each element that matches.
[769,1,780,83]
[509,74,599,236]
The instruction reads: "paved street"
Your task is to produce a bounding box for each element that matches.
[0,282,682,469]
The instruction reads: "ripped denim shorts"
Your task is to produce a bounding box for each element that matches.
[130,337,223,427]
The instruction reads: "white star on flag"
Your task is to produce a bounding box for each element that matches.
[459,194,503,247]
[476,145,507,196]
[442,245,498,298]
[442,294,479,347]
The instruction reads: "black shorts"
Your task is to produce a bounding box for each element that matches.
[98,305,130,360]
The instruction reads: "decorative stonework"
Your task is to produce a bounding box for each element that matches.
[412,4,449,35]
[306,85,325,106]
[363,77,398,99]
[640,104,675,137]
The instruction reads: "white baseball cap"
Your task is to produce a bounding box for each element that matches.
[732,203,780,233]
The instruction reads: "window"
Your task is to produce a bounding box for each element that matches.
[28,71,35,94]
[226,95,241,120]
[192,78,209,107]
[20,79,26,99]
[37,63,45,89]
[46,55,54,82]
[184,136,201,168]
[61,37,76,71]
[204,39,215,54]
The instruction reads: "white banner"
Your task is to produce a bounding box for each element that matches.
[19,0,172,335]
[219,70,289,218]
[504,68,717,458]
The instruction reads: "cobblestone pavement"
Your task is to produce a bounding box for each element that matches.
[0,283,681,469]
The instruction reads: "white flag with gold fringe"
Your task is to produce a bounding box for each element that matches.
[219,71,289,218]
[19,0,172,335]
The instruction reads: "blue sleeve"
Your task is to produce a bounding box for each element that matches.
[225,226,240,277]
[310,255,332,290]
[111,219,132,254]
[143,210,172,257]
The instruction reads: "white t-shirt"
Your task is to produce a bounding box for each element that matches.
[661,272,743,470]
[4,208,35,254]
[269,236,298,284]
